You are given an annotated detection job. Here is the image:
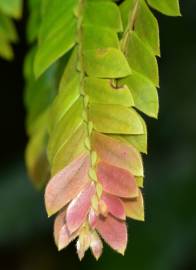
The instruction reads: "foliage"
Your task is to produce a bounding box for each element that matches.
[0,0,181,261]
[0,0,22,60]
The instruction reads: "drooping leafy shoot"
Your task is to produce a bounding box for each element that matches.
[24,0,181,260]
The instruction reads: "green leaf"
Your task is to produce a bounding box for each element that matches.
[27,0,41,43]
[25,68,57,132]
[120,0,160,56]
[39,0,77,41]
[59,48,78,88]
[51,124,87,175]
[0,37,13,60]
[25,111,50,189]
[83,48,131,78]
[24,47,60,133]
[83,1,123,32]
[34,0,77,77]
[84,77,134,107]
[82,25,120,50]
[23,47,36,81]
[47,98,84,163]
[34,21,76,78]
[0,0,22,19]
[0,13,18,42]
[126,31,159,86]
[147,0,181,16]
[89,104,144,135]
[136,0,160,56]
[48,75,80,133]
[123,71,159,118]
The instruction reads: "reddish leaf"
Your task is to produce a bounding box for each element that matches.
[66,183,96,234]
[122,189,145,221]
[90,231,103,260]
[54,209,79,251]
[88,208,97,229]
[97,161,138,198]
[92,132,143,176]
[45,154,90,216]
[96,214,127,254]
[54,208,66,247]
[102,193,125,220]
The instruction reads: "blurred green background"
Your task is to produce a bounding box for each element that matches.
[0,1,196,269]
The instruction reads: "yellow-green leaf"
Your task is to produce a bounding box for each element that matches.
[123,71,159,118]
[84,48,131,78]
[0,0,22,19]
[89,104,144,135]
[83,1,123,32]
[84,77,134,107]
[48,98,83,163]
[126,31,159,86]
[147,0,181,16]
[120,0,160,56]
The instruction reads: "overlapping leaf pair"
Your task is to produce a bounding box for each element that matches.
[24,0,181,260]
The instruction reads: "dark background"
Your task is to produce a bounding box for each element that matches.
[0,1,196,269]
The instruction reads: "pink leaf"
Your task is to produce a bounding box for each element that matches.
[54,209,79,251]
[45,154,90,216]
[97,161,138,198]
[102,193,125,220]
[95,214,127,254]
[88,208,97,229]
[58,225,71,251]
[76,228,91,260]
[66,183,95,234]
[92,132,143,176]
[54,208,66,247]
[122,189,145,221]
[90,231,103,260]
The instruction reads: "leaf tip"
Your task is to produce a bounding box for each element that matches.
[118,246,126,256]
